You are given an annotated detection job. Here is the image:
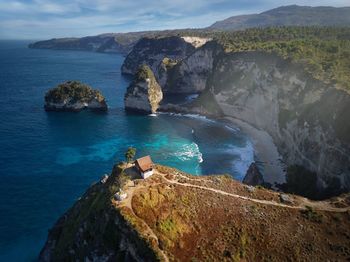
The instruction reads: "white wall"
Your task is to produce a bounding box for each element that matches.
[142,170,153,179]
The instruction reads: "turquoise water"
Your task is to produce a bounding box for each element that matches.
[0,40,254,261]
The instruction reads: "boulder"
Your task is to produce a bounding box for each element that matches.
[243,162,264,186]
[279,193,293,204]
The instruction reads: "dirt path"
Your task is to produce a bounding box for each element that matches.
[116,170,348,262]
[158,171,350,213]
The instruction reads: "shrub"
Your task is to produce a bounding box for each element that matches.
[301,206,323,223]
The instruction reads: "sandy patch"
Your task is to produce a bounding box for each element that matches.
[224,116,286,185]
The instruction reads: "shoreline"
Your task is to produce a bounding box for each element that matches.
[223,116,286,185]
[158,107,286,185]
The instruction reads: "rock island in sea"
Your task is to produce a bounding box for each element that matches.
[44,81,108,112]
[124,65,163,114]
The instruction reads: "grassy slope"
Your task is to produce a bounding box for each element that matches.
[120,165,350,261]
[42,163,350,261]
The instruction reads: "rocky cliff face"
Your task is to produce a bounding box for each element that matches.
[121,36,210,88]
[202,51,350,190]
[165,41,223,94]
[44,81,107,112]
[39,165,160,262]
[243,162,265,186]
[123,37,350,192]
[124,65,163,114]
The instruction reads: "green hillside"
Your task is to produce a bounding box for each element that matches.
[210,27,350,91]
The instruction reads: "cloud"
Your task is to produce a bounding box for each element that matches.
[0,0,349,39]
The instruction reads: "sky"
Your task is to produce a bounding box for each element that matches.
[0,0,349,40]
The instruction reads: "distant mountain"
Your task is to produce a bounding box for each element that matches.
[209,5,350,30]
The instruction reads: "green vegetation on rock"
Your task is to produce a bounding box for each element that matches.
[135,64,154,82]
[125,147,136,164]
[45,81,105,103]
[211,27,350,91]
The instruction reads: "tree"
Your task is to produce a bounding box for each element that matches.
[125,147,136,164]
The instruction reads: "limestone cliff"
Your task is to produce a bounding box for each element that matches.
[200,51,350,191]
[44,81,107,112]
[39,163,350,261]
[123,36,350,193]
[124,65,163,114]
[165,41,223,94]
[121,36,210,88]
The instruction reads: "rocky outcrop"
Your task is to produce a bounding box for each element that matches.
[201,51,350,191]
[243,162,264,186]
[121,36,209,88]
[44,81,107,112]
[165,41,223,94]
[39,164,160,262]
[124,65,163,114]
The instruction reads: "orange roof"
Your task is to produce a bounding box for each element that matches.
[135,155,153,172]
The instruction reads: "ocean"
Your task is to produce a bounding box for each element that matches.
[0,40,254,261]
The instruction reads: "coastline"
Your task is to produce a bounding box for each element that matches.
[159,106,286,185]
[223,116,286,185]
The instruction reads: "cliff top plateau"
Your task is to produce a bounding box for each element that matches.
[40,163,350,261]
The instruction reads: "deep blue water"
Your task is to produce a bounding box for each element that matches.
[0,40,254,261]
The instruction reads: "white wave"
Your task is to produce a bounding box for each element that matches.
[224,124,240,132]
[148,113,157,117]
[159,111,215,123]
[185,94,199,101]
[171,142,203,163]
[227,140,254,180]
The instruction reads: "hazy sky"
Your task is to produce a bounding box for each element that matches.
[0,0,349,39]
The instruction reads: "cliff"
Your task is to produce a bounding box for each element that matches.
[44,81,107,112]
[29,30,210,55]
[165,40,222,94]
[39,163,350,261]
[200,51,350,191]
[124,65,163,114]
[123,31,350,194]
[243,162,265,187]
[121,36,210,88]
[29,32,152,54]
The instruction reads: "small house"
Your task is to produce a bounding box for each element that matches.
[114,190,127,201]
[135,155,154,179]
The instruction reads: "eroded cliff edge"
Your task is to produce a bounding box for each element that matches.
[200,51,350,190]
[39,163,350,261]
[122,35,350,193]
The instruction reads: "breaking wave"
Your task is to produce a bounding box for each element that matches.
[171,142,203,163]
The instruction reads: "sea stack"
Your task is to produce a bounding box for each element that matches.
[44,81,107,112]
[124,65,163,114]
[243,162,265,186]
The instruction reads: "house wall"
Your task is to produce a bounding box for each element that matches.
[142,170,153,179]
